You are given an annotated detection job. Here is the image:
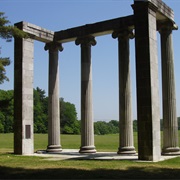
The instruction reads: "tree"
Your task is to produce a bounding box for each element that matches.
[33,87,48,133]
[0,12,28,84]
[0,56,10,84]
[94,120,119,135]
[94,121,110,135]
[133,120,138,132]
[0,89,14,133]
[0,111,5,132]
[108,120,119,134]
[0,88,80,134]
[60,98,80,134]
[33,89,80,134]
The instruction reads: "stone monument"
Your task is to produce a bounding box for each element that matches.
[13,0,179,161]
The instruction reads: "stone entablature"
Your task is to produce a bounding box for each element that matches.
[15,21,54,43]
[15,0,175,44]
[55,15,134,43]
[147,0,174,22]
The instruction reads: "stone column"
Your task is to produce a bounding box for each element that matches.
[159,22,180,155]
[75,36,96,153]
[44,42,63,152]
[112,29,136,155]
[132,1,161,161]
[14,24,34,154]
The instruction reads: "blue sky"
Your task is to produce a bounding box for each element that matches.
[1,0,180,121]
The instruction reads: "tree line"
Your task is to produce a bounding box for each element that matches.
[0,88,180,134]
[0,88,80,134]
[0,88,119,134]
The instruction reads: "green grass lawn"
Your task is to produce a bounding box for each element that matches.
[0,133,137,152]
[1,133,180,179]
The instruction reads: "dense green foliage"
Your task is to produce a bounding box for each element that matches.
[94,120,119,135]
[0,88,80,134]
[0,88,120,135]
[60,97,80,134]
[0,57,10,84]
[33,87,81,134]
[1,88,180,134]
[33,87,48,133]
[0,90,13,133]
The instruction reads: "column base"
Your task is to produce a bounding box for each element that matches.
[46,145,62,153]
[162,147,180,155]
[79,146,96,153]
[117,146,136,155]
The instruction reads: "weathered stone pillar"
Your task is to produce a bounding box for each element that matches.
[112,29,136,155]
[44,42,63,152]
[132,1,161,161]
[159,22,180,155]
[75,36,96,153]
[14,23,34,154]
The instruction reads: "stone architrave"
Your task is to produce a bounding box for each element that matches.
[14,37,34,155]
[112,29,136,155]
[159,22,180,155]
[132,1,161,161]
[75,36,96,153]
[44,42,63,152]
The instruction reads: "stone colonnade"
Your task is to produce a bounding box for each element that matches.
[13,0,180,161]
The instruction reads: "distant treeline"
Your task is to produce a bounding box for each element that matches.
[0,88,180,134]
[0,88,80,134]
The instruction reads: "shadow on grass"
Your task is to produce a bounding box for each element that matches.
[1,165,180,179]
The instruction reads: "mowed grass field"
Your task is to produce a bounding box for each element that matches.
[0,133,137,153]
[1,133,180,179]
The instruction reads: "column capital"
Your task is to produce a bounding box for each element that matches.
[112,29,134,40]
[158,21,178,34]
[44,42,63,52]
[75,35,96,47]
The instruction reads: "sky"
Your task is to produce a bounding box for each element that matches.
[1,0,180,121]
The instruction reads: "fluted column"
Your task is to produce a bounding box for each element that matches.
[75,36,96,153]
[159,22,180,155]
[44,42,63,152]
[112,29,136,155]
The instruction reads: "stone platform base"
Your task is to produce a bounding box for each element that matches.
[33,149,178,162]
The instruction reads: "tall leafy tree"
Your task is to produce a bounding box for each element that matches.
[94,121,109,135]
[0,55,10,84]
[0,88,81,134]
[0,12,28,84]
[0,89,14,133]
[94,120,119,135]
[60,98,80,134]
[33,87,48,133]
[133,120,138,132]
